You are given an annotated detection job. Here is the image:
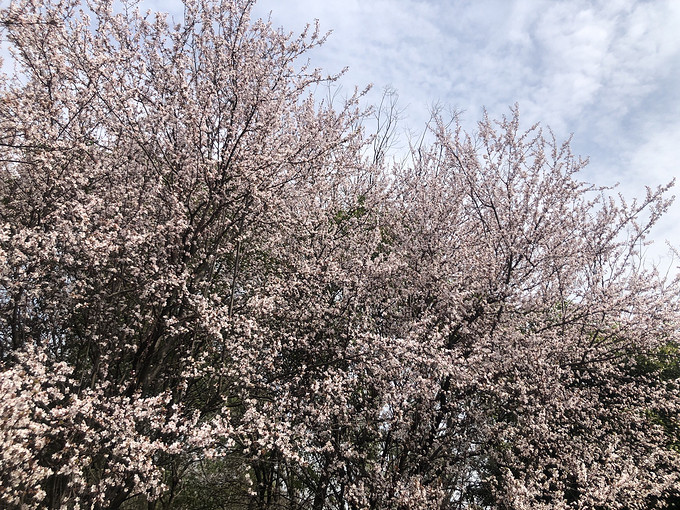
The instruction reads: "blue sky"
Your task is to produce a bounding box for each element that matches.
[250,0,680,269]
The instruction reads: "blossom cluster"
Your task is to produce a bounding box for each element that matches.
[0,0,679,509]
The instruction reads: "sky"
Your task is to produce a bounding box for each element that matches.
[247,0,680,270]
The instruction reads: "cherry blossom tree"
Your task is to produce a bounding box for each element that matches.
[363,111,680,509]
[0,0,368,506]
[1,0,679,509]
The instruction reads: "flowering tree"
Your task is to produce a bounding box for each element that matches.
[1,0,679,509]
[0,0,368,506]
[363,112,680,509]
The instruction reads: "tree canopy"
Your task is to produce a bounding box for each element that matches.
[1,0,679,508]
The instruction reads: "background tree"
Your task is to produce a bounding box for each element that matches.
[1,0,679,509]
